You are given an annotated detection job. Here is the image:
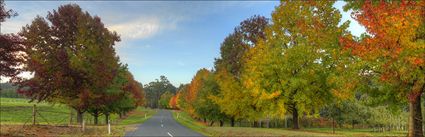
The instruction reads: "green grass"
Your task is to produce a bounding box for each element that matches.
[0,97,156,136]
[171,110,408,137]
[0,97,71,125]
[0,97,155,125]
[172,110,212,136]
[117,107,156,125]
[305,128,407,137]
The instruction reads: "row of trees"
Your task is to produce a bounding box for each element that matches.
[170,1,424,137]
[1,3,144,125]
[143,75,177,109]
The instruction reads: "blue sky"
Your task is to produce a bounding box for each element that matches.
[1,1,365,86]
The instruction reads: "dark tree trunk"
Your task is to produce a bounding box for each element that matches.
[230,118,235,127]
[220,120,224,127]
[203,118,207,123]
[408,93,423,137]
[332,117,336,134]
[77,110,84,124]
[209,121,215,126]
[119,112,123,119]
[292,105,299,129]
[69,110,73,125]
[94,115,98,125]
[93,110,99,125]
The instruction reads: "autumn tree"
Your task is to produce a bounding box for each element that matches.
[87,64,143,124]
[176,84,190,110]
[169,93,178,109]
[242,0,349,129]
[341,1,425,136]
[212,15,269,127]
[0,1,24,85]
[18,4,121,124]
[194,72,229,126]
[183,68,210,117]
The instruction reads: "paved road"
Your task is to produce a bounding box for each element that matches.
[125,109,204,137]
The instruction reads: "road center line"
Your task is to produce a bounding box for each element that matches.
[167,132,173,137]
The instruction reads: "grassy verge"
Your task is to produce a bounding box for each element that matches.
[114,107,157,136]
[171,110,213,136]
[0,97,156,136]
[171,110,407,137]
[305,128,407,137]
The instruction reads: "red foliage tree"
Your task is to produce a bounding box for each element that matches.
[0,1,24,84]
[341,1,425,136]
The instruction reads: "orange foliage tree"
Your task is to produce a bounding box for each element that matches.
[169,93,178,109]
[185,68,210,117]
[341,1,424,136]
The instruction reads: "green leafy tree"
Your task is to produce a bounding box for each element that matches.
[159,91,174,109]
[194,72,229,126]
[144,76,176,108]
[242,1,349,129]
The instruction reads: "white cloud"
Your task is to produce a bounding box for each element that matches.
[107,16,182,40]
[107,18,160,40]
[1,20,26,34]
[0,72,33,83]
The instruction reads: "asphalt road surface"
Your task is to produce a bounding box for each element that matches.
[125,109,204,137]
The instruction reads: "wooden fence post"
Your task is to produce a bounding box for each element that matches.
[82,119,85,132]
[69,109,73,125]
[108,119,111,134]
[32,104,36,125]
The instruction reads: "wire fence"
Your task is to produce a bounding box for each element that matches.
[4,103,119,136]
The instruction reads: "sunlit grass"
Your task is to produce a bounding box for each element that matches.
[0,97,155,136]
[172,110,408,137]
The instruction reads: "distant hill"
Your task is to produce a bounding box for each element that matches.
[0,83,23,98]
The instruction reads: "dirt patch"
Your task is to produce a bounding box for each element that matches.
[0,124,126,136]
[0,125,81,137]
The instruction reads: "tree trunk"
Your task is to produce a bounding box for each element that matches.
[220,120,224,127]
[69,110,73,125]
[285,117,288,128]
[267,118,270,128]
[77,110,84,124]
[332,117,336,134]
[203,118,207,123]
[209,121,215,126]
[292,106,299,129]
[408,93,424,137]
[259,120,262,128]
[93,111,99,125]
[230,118,235,127]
